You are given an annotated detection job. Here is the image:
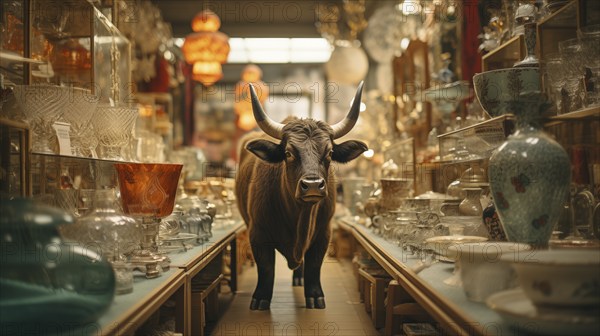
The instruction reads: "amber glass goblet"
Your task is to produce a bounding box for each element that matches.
[115,163,182,278]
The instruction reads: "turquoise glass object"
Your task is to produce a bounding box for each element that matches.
[488,91,571,246]
[0,198,115,330]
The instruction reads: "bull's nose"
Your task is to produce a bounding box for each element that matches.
[299,178,326,199]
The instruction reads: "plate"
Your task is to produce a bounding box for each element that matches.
[486,289,600,336]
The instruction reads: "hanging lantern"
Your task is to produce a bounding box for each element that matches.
[325,41,369,85]
[182,10,230,86]
[234,65,269,131]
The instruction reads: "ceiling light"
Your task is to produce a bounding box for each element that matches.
[226,38,332,64]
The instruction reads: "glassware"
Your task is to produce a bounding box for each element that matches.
[58,88,99,157]
[77,188,96,216]
[93,106,138,161]
[12,85,70,153]
[51,39,91,83]
[555,196,575,239]
[572,189,595,238]
[133,129,165,163]
[62,189,141,293]
[112,261,134,295]
[579,31,600,107]
[342,177,366,216]
[544,54,567,113]
[115,163,183,278]
[559,38,585,112]
[0,197,115,326]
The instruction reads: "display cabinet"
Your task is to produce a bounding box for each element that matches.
[10,150,246,335]
[0,117,30,197]
[481,34,524,71]
[0,0,132,105]
[437,115,515,163]
[1,0,28,85]
[393,39,432,149]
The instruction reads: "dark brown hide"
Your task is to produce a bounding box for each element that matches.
[236,119,336,269]
[236,83,366,310]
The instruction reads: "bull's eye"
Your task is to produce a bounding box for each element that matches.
[285,151,294,160]
[326,150,333,160]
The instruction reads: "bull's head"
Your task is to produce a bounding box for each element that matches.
[246,82,368,203]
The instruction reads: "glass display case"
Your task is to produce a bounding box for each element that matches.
[437,115,515,163]
[17,0,132,105]
[92,7,131,105]
[0,118,30,197]
[1,0,28,85]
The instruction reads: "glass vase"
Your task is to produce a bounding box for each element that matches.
[63,189,141,294]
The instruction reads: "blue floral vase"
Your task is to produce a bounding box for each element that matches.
[488,92,571,246]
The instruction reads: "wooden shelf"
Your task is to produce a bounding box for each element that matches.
[482,35,524,71]
[544,105,600,126]
[538,0,578,58]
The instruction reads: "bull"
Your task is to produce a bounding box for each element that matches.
[235,82,367,310]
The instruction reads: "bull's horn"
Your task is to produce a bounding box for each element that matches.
[249,83,284,139]
[331,81,364,139]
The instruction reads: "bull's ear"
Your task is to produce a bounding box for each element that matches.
[332,140,368,163]
[246,139,285,163]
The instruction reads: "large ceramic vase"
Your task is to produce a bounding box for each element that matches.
[487,92,571,246]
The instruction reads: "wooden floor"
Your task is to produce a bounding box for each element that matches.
[209,253,382,336]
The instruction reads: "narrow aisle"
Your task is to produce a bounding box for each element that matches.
[210,253,382,336]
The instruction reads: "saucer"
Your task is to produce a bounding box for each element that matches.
[425,235,488,262]
[486,289,600,335]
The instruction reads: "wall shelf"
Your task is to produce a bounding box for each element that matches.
[544,105,600,126]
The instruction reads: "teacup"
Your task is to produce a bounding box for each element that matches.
[440,199,462,216]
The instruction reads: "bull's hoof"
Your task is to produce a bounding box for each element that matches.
[250,298,271,310]
[305,296,326,309]
[293,277,303,287]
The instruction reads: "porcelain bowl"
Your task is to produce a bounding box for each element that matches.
[473,68,540,117]
[448,242,532,302]
[503,249,600,308]
[424,235,489,262]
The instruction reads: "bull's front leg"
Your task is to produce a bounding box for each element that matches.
[292,263,304,286]
[303,236,328,309]
[250,242,275,310]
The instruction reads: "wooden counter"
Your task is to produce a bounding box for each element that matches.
[337,217,512,336]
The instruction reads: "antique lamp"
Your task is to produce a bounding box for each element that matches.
[182,10,230,86]
[114,163,182,278]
